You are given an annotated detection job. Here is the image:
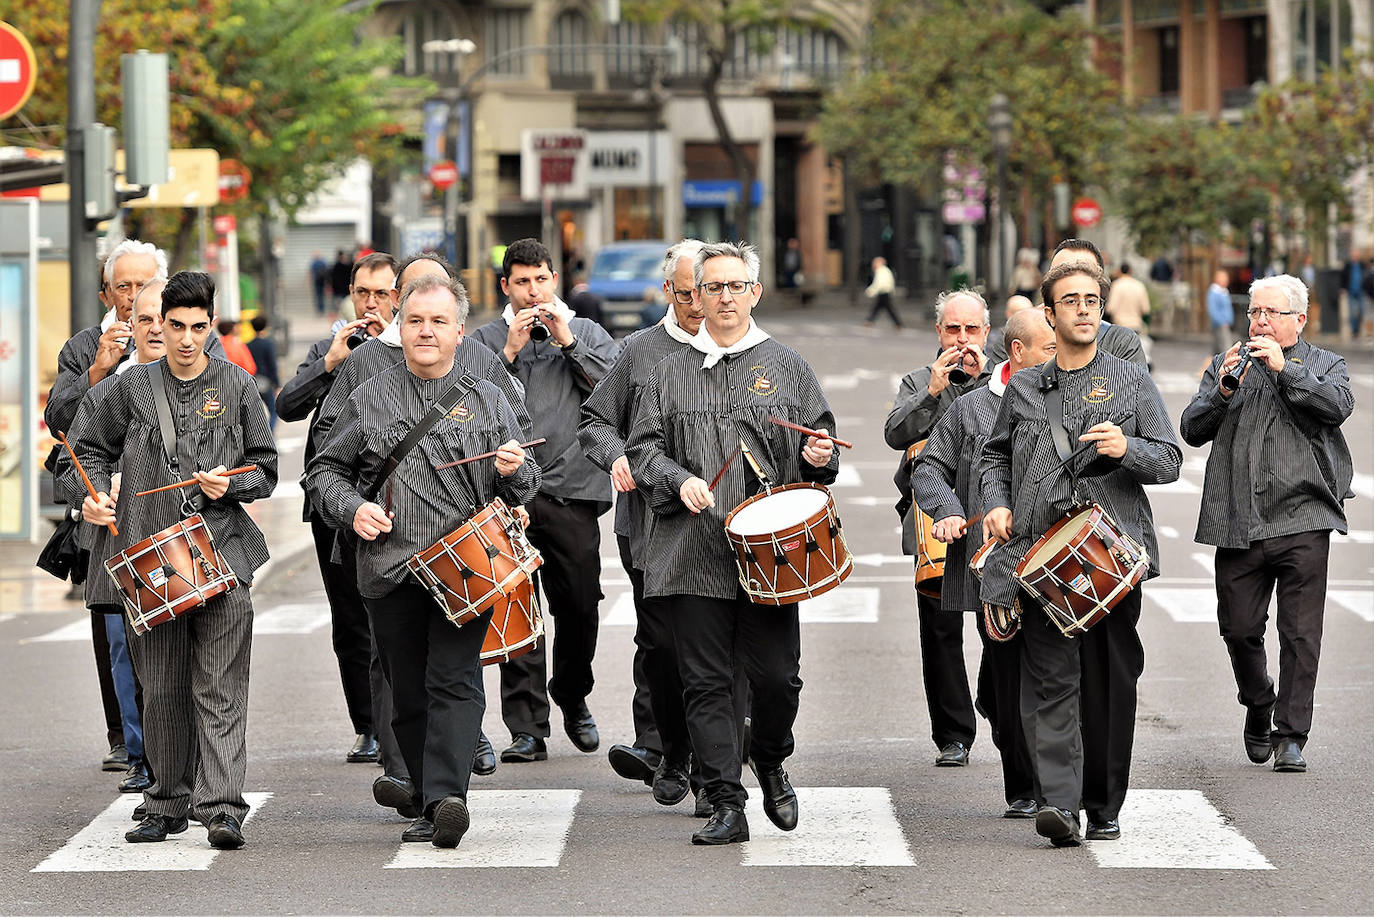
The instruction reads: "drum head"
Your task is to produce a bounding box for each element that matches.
[727,488,830,537]
[1022,505,1096,572]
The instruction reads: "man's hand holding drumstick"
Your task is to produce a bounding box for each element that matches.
[493,440,526,477]
[801,429,834,468]
[983,506,1013,544]
[353,502,394,542]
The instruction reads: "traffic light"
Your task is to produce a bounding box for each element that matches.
[122,50,169,187]
[83,122,116,221]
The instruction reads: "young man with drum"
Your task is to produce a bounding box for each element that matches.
[978,262,1181,847]
[307,274,539,849]
[626,241,838,845]
[76,270,279,850]
[884,289,993,769]
[911,308,1057,820]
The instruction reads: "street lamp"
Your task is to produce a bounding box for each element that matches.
[987,92,1012,309]
[422,39,477,269]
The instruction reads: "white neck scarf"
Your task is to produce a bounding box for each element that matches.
[691,319,771,369]
[662,307,696,345]
[378,319,402,348]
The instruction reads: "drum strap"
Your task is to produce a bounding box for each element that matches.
[366,373,479,503]
[149,361,180,474]
[1040,366,1075,465]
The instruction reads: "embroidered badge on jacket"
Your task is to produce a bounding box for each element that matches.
[749,366,776,397]
[447,401,473,423]
[1083,377,1115,404]
[198,388,226,419]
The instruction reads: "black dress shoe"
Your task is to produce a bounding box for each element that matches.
[692,805,749,845]
[693,791,712,818]
[1086,819,1121,841]
[1003,798,1037,819]
[500,733,548,763]
[119,760,152,793]
[401,817,434,842]
[608,744,660,786]
[102,743,130,772]
[207,813,244,850]
[1035,806,1082,848]
[125,813,189,843]
[472,733,497,776]
[653,756,692,806]
[347,733,380,763]
[935,742,970,767]
[431,796,470,849]
[1273,738,1307,773]
[373,774,420,818]
[749,760,799,831]
[132,803,147,821]
[1244,703,1275,764]
[562,701,599,753]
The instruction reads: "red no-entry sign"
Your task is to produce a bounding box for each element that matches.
[0,21,38,121]
[429,160,458,190]
[1071,197,1103,229]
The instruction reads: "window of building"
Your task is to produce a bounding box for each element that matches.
[399,6,461,77]
[1158,26,1181,95]
[485,7,530,76]
[724,26,771,80]
[781,28,848,79]
[607,20,649,85]
[1290,0,1356,79]
[668,20,710,78]
[549,10,592,86]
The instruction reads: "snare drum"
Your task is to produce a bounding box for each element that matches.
[479,574,543,666]
[1015,503,1148,637]
[407,499,543,627]
[723,482,852,605]
[968,539,1022,641]
[105,514,238,636]
[906,440,945,599]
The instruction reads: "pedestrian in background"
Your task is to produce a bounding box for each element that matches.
[863,256,903,329]
[217,319,257,377]
[309,252,329,315]
[330,250,353,315]
[1342,250,1366,338]
[1010,248,1041,300]
[245,314,280,429]
[1207,269,1233,355]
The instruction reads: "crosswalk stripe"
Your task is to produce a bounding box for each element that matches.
[1088,789,1273,870]
[1191,552,1216,575]
[31,793,272,872]
[1157,525,1179,539]
[1330,591,1374,622]
[603,590,636,626]
[1147,587,1218,623]
[602,587,881,624]
[833,465,862,488]
[25,618,91,643]
[252,602,331,635]
[1353,472,1374,500]
[384,789,580,869]
[1152,476,1202,494]
[741,787,915,867]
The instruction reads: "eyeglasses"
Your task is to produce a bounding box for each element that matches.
[941,323,986,335]
[1246,307,1297,320]
[352,288,392,302]
[670,287,694,304]
[698,280,754,298]
[1055,294,1103,311]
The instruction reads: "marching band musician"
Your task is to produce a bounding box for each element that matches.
[1180,274,1354,774]
[910,308,1058,819]
[626,241,838,845]
[306,274,540,849]
[75,270,279,850]
[884,289,993,769]
[978,261,1181,847]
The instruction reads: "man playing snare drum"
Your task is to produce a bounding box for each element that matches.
[76,270,278,850]
[307,274,540,849]
[977,261,1180,847]
[627,241,838,845]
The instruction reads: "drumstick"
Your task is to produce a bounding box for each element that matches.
[134,465,258,497]
[707,445,742,492]
[768,416,854,450]
[434,439,546,471]
[57,432,118,537]
[957,511,985,536]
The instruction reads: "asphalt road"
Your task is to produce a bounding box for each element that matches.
[2,309,1372,914]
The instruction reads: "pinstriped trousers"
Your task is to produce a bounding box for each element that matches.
[124,586,253,825]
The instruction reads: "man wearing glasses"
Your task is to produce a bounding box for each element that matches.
[979,261,1180,847]
[885,290,993,769]
[1181,274,1354,774]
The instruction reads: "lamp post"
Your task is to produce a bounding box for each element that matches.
[423,38,476,269]
[988,92,1012,309]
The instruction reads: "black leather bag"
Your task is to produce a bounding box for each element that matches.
[36,514,89,585]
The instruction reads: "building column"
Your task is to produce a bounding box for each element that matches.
[1204,0,1222,117]
[1179,0,1199,113]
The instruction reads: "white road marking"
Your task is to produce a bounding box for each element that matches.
[273,435,307,453]
[1157,525,1179,539]
[1352,473,1374,500]
[26,617,93,643]
[833,465,862,488]
[742,787,914,867]
[1152,371,1207,395]
[1088,789,1273,870]
[1330,591,1374,622]
[0,613,14,624]
[1152,476,1202,494]
[801,587,879,623]
[1191,552,1216,575]
[1147,588,1218,623]
[32,793,271,872]
[385,789,579,869]
[602,590,636,626]
[1332,529,1374,545]
[850,553,909,567]
[266,479,304,500]
[253,602,331,635]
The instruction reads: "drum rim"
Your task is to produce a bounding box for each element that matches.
[723,481,837,542]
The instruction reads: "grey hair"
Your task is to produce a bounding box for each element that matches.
[693,241,761,288]
[103,239,168,286]
[933,288,991,327]
[398,274,470,325]
[131,278,167,311]
[1248,274,1308,316]
[662,239,705,283]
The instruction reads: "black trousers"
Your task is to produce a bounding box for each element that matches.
[916,591,976,750]
[865,292,904,327]
[366,582,488,813]
[1019,589,1144,823]
[90,609,124,747]
[310,515,373,735]
[619,534,665,756]
[669,591,801,810]
[975,608,1034,804]
[1215,531,1330,748]
[499,494,602,736]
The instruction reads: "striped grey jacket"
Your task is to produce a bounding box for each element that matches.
[1180,336,1353,548]
[577,324,688,569]
[57,372,127,608]
[976,351,1182,608]
[627,338,838,600]
[306,361,541,599]
[72,357,278,585]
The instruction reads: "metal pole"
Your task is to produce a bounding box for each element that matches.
[996,143,1008,307]
[68,0,103,332]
